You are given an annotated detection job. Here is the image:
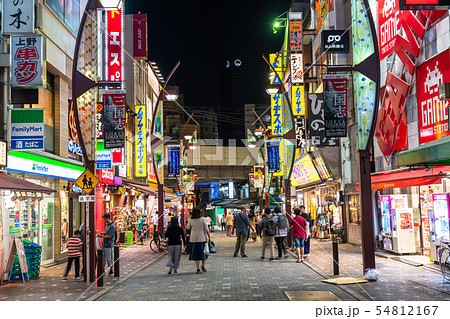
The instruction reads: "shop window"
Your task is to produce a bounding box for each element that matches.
[424,27,437,60]
[348,194,361,224]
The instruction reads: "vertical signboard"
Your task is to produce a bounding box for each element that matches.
[96,150,112,169]
[290,53,304,84]
[378,0,400,61]
[271,94,283,136]
[154,101,164,140]
[289,20,302,52]
[0,141,7,166]
[167,145,181,178]
[106,10,123,83]
[315,0,334,31]
[112,148,124,165]
[308,93,339,146]
[417,49,450,144]
[10,109,44,150]
[323,75,348,137]
[291,85,306,116]
[2,0,34,34]
[295,117,307,149]
[11,35,45,88]
[133,14,148,60]
[135,105,147,177]
[103,93,126,149]
[68,100,83,159]
[96,102,104,140]
[267,140,281,173]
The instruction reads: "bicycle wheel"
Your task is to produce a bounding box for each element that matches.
[442,251,450,281]
[150,239,161,253]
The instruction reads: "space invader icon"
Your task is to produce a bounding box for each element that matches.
[424,61,443,94]
[382,0,396,18]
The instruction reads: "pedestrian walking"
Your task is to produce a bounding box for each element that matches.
[300,206,312,258]
[205,215,213,232]
[274,206,288,259]
[248,206,257,241]
[165,217,186,274]
[220,215,226,231]
[290,208,307,262]
[232,206,255,257]
[256,212,262,237]
[225,212,234,237]
[259,208,277,261]
[186,207,211,274]
[97,213,116,276]
[136,212,144,245]
[63,230,83,280]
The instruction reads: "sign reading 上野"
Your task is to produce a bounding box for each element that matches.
[75,168,99,195]
[289,20,302,52]
[11,35,45,88]
[378,0,400,61]
[2,0,34,34]
[267,140,281,173]
[135,105,147,177]
[290,53,304,84]
[322,30,350,53]
[133,14,148,60]
[106,9,123,83]
[290,151,321,187]
[323,75,348,138]
[416,49,450,144]
[168,145,181,178]
[291,85,306,116]
[308,93,339,147]
[103,93,126,149]
[10,108,44,150]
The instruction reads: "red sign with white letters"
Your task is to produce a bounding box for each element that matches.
[97,169,114,185]
[107,10,122,82]
[378,0,400,61]
[417,50,450,144]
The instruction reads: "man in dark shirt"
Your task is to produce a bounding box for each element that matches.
[97,214,116,276]
[232,206,255,257]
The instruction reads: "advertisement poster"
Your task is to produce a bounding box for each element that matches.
[291,151,321,187]
[11,35,44,87]
[416,49,450,144]
[103,93,126,148]
[154,101,164,140]
[307,93,339,146]
[168,145,181,178]
[323,75,348,137]
[267,141,281,173]
[45,0,80,34]
[378,0,400,60]
[68,100,82,159]
[253,166,264,189]
[135,105,147,177]
[290,53,304,84]
[289,20,302,52]
[399,212,413,230]
[315,0,334,31]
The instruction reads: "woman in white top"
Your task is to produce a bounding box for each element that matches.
[186,207,211,274]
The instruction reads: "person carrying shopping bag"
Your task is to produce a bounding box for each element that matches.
[186,207,211,274]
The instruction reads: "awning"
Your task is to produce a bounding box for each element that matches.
[397,135,450,166]
[0,171,56,193]
[355,166,450,190]
[123,181,157,195]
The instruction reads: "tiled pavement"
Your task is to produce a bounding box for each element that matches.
[0,240,163,301]
[305,239,450,301]
[96,231,359,301]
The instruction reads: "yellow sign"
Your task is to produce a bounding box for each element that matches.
[290,150,321,187]
[135,105,147,177]
[291,85,306,116]
[75,169,100,194]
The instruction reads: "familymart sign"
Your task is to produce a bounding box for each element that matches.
[10,108,44,150]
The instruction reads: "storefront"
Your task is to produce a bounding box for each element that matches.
[6,151,84,263]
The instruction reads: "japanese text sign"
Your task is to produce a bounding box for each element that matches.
[10,108,44,150]
[97,168,114,185]
[378,0,400,61]
[267,140,281,173]
[417,49,450,144]
[135,105,147,177]
[307,93,338,146]
[289,20,302,52]
[2,0,34,34]
[103,93,126,149]
[11,35,44,88]
[291,53,304,84]
[96,150,112,169]
[323,75,348,137]
[107,10,123,83]
[271,94,283,136]
[291,85,306,116]
[295,116,307,149]
[168,145,181,178]
[291,151,321,187]
[133,14,148,60]
[96,102,104,140]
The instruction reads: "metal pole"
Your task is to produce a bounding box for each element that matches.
[332,240,339,276]
[284,179,291,218]
[114,245,119,277]
[97,248,103,287]
[86,161,96,283]
[158,183,164,236]
[181,195,185,231]
[266,192,270,209]
[359,150,376,272]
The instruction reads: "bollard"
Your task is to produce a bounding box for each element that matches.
[97,249,103,287]
[114,245,120,277]
[332,240,339,276]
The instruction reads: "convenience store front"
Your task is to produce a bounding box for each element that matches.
[6,151,84,264]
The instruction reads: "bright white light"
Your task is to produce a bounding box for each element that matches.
[166,94,178,101]
[266,87,279,95]
[184,135,192,140]
[189,145,197,150]
[100,0,122,8]
[254,131,263,136]
[248,144,256,148]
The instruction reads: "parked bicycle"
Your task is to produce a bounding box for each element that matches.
[438,242,450,280]
[150,231,167,253]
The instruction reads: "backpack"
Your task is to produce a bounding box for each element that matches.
[278,214,288,229]
[265,217,276,236]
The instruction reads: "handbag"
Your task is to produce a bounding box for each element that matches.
[161,238,168,251]
[203,241,211,256]
[209,241,217,253]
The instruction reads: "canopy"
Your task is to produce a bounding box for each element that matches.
[397,135,450,166]
[0,171,55,193]
[123,181,157,195]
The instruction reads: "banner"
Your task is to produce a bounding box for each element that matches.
[11,35,45,88]
[103,93,126,148]
[267,140,281,173]
[291,151,321,187]
[323,75,348,137]
[378,0,400,61]
[133,14,148,60]
[68,100,82,159]
[289,20,302,52]
[315,0,334,32]
[96,102,104,140]
[10,109,44,150]
[291,85,306,116]
[295,116,307,149]
[168,145,181,178]
[154,101,164,140]
[290,53,304,84]
[271,94,283,136]
[417,49,450,144]
[254,165,264,189]
[3,0,34,34]
[106,9,123,83]
[307,93,339,146]
[135,105,147,177]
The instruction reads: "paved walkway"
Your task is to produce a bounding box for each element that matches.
[96,231,359,301]
[0,240,163,301]
[305,239,450,301]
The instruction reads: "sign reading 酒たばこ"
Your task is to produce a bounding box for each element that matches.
[10,109,44,150]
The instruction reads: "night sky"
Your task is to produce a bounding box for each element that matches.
[125,0,291,106]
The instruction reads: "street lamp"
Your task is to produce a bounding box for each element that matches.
[99,0,122,8]
[266,84,281,95]
[184,134,192,140]
[164,90,179,102]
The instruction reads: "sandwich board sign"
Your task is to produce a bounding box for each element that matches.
[2,237,28,284]
[75,168,100,194]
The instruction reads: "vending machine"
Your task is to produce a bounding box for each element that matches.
[391,208,416,254]
[430,194,450,262]
[380,195,393,251]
